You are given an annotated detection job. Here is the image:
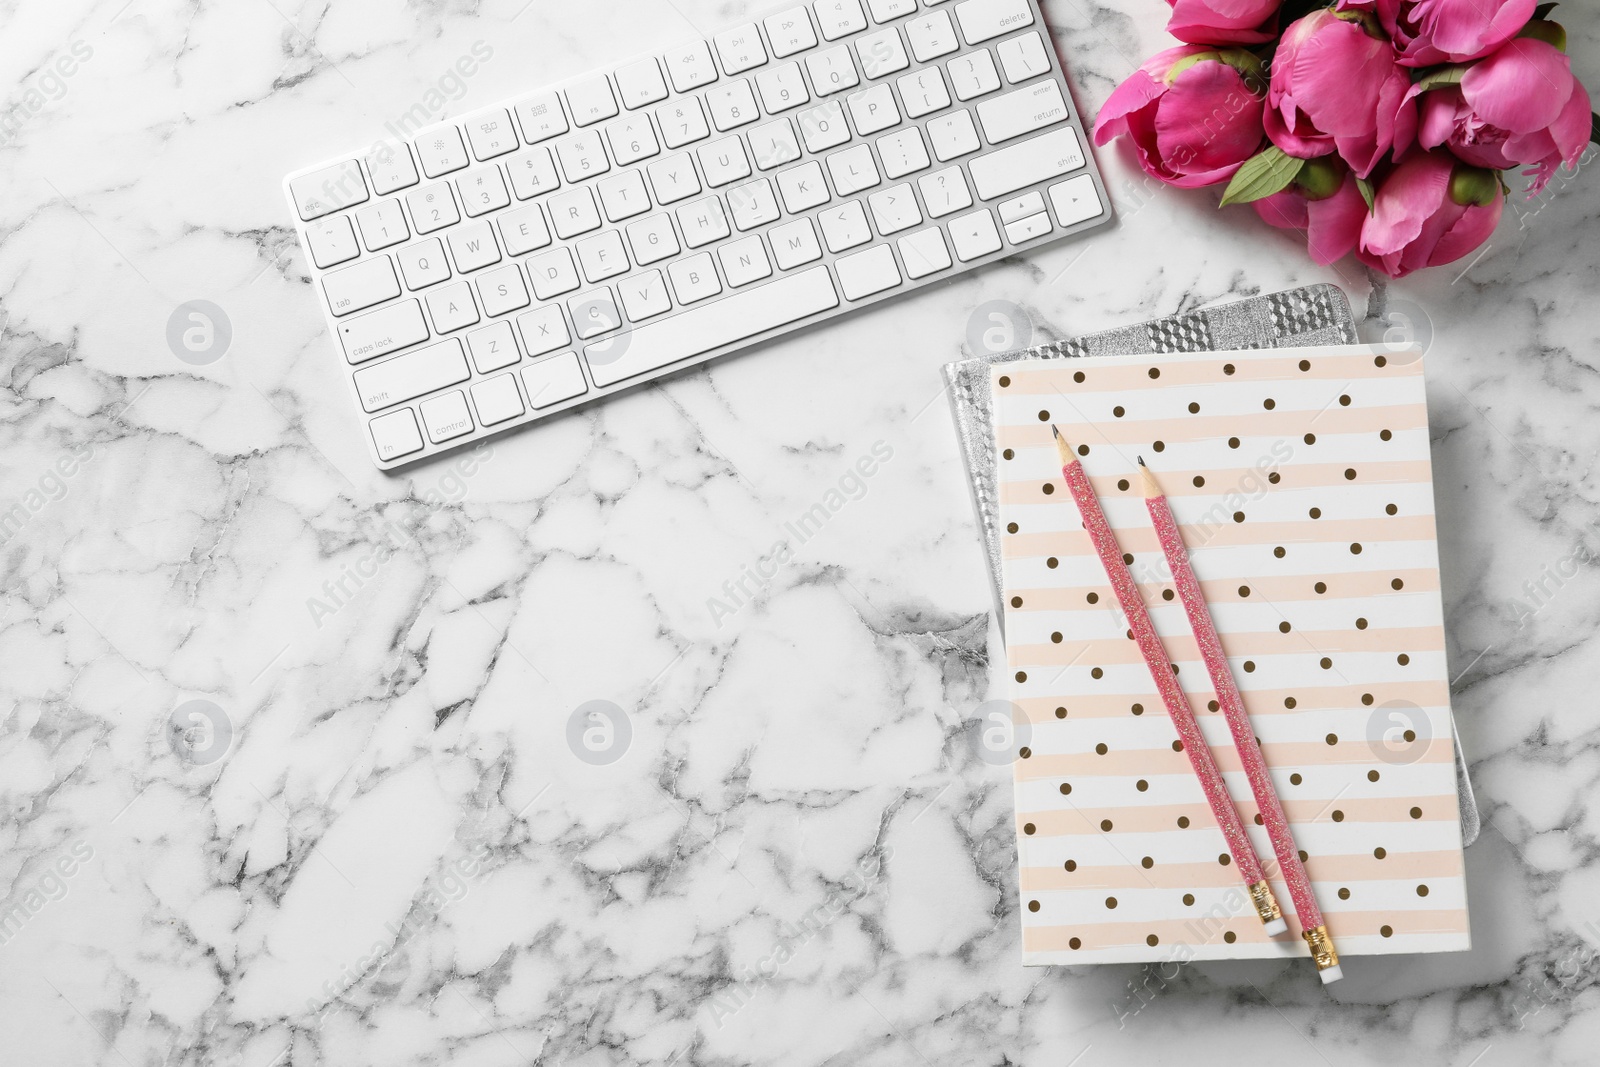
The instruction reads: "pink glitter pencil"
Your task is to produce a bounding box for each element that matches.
[1138,458,1342,983]
[1051,427,1288,939]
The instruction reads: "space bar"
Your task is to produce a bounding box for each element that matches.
[585,266,840,388]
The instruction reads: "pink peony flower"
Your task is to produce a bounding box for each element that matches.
[1252,159,1370,264]
[1414,37,1592,195]
[1358,150,1503,276]
[1377,0,1538,67]
[1264,10,1417,179]
[1093,46,1266,189]
[1166,0,1281,45]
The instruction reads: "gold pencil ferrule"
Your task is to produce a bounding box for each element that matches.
[1302,924,1340,970]
[1248,879,1282,925]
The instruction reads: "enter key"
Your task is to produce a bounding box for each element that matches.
[976,79,1068,144]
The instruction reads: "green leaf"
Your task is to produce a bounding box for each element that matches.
[1219,146,1307,207]
[1412,65,1470,92]
[1356,176,1376,214]
[1534,2,1558,18]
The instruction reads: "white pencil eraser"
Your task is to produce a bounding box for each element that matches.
[1263,917,1288,937]
[1319,964,1344,984]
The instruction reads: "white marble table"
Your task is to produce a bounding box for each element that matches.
[2,0,1597,1064]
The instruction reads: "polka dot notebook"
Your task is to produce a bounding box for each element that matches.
[996,344,1470,966]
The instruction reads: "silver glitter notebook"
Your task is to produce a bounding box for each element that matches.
[943,285,1479,843]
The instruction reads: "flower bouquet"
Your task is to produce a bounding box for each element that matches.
[1093,0,1596,276]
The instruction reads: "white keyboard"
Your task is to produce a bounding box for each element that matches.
[284,0,1111,469]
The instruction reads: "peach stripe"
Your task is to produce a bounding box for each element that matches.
[1016,734,1454,779]
[1022,908,1467,952]
[1017,794,1458,837]
[999,460,1435,505]
[1006,568,1439,609]
[1021,849,1466,890]
[1000,404,1426,447]
[1002,514,1439,558]
[997,350,1420,392]
[1011,624,1445,667]
[1012,678,1451,721]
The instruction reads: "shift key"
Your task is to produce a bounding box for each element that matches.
[968,127,1085,200]
[338,300,429,364]
[353,338,469,412]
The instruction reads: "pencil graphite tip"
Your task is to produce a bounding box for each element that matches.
[1137,455,1147,467]
[1139,461,1163,499]
[1050,424,1075,466]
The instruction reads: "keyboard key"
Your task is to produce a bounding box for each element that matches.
[420,390,474,442]
[668,253,723,303]
[998,31,1051,83]
[1049,173,1106,228]
[876,127,930,178]
[698,136,752,187]
[770,217,823,268]
[323,256,400,316]
[898,226,952,278]
[806,46,860,96]
[306,215,359,268]
[522,352,589,407]
[750,118,802,170]
[1004,210,1053,243]
[527,248,581,299]
[407,183,460,234]
[565,76,619,127]
[714,24,767,75]
[906,11,959,62]
[819,199,871,251]
[456,166,511,217]
[756,63,810,113]
[814,0,868,40]
[719,236,773,287]
[370,408,424,460]
[867,183,921,234]
[446,220,502,273]
[464,108,519,160]
[568,288,624,339]
[677,196,731,248]
[729,178,781,230]
[555,133,610,182]
[869,0,916,17]
[338,300,428,364]
[471,373,525,425]
[855,28,909,79]
[778,160,831,211]
[549,187,602,239]
[426,281,481,333]
[477,264,531,316]
[498,203,552,255]
[846,83,899,135]
[356,199,409,250]
[765,8,819,56]
[897,67,951,118]
[598,170,651,222]
[656,98,711,149]
[626,213,681,265]
[827,144,880,195]
[619,270,672,321]
[517,303,572,355]
[707,79,760,131]
[290,160,368,220]
[647,153,703,204]
[928,109,980,160]
[664,40,719,93]
[397,239,451,289]
[953,0,1033,45]
[605,115,660,166]
[919,166,973,216]
[968,126,1084,198]
[949,207,1002,260]
[366,145,419,195]
[416,125,470,177]
[948,48,1000,100]
[575,230,629,282]
[467,319,522,373]
[834,244,900,299]
[506,148,560,199]
[977,80,1068,144]
[998,190,1046,223]
[515,91,569,143]
[615,57,669,109]
[354,337,469,411]
[585,266,838,387]
[796,100,851,152]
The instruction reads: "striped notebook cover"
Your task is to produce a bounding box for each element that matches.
[994,344,1469,966]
